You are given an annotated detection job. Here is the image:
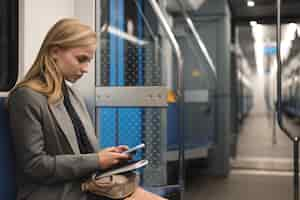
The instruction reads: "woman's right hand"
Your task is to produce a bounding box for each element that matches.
[97,146,131,170]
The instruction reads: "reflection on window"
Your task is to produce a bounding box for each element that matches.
[99,0,161,87]
[0,0,18,91]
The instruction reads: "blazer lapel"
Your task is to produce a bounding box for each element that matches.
[49,100,81,154]
[68,88,99,152]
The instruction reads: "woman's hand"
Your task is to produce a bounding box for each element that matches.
[97,146,130,170]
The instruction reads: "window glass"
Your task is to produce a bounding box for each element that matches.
[0,0,18,91]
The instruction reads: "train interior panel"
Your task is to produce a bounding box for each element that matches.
[2,0,300,199]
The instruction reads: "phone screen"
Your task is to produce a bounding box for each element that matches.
[123,143,145,154]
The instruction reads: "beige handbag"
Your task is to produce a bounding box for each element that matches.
[81,172,168,200]
[81,159,167,200]
[124,187,168,200]
[81,172,139,199]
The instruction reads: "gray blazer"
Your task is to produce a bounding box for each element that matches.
[8,86,101,200]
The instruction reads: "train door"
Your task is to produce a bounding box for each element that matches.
[166,0,232,176]
[173,16,217,160]
[164,0,219,173]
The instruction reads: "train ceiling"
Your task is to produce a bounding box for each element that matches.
[228,0,300,24]
[229,0,300,74]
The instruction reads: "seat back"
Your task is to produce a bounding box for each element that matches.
[0,98,16,200]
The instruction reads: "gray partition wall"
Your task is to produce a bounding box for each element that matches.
[173,20,216,157]
[195,0,232,176]
[171,0,232,176]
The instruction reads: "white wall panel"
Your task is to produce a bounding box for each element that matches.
[20,0,75,74]
[73,0,96,123]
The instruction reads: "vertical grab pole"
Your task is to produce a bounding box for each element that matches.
[294,138,299,200]
[276,0,299,199]
[148,0,185,199]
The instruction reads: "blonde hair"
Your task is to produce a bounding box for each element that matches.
[13,18,97,103]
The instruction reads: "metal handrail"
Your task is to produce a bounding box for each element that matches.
[276,0,299,199]
[276,0,294,141]
[148,0,185,198]
[175,0,217,78]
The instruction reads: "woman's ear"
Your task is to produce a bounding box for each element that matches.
[49,46,60,60]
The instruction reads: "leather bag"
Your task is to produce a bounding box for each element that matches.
[81,172,139,199]
[82,171,168,200]
[124,187,168,200]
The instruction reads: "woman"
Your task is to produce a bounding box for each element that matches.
[8,18,131,200]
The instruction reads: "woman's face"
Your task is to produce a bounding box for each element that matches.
[53,44,96,83]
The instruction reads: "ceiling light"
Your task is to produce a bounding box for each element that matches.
[247,0,255,7]
[250,21,257,26]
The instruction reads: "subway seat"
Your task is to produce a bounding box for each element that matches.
[0,98,16,200]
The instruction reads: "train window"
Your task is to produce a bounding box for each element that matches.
[99,0,162,87]
[0,0,18,91]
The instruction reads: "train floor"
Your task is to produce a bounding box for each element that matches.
[182,107,299,199]
[184,169,297,200]
[231,111,295,171]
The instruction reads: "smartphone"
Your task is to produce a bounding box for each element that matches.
[122,143,145,155]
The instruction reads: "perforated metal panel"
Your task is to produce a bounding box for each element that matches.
[142,108,167,186]
[144,42,162,86]
[101,41,161,87]
[100,37,110,86]
[98,37,167,185]
[125,43,140,86]
[99,107,167,185]
[143,42,167,186]
[97,0,167,185]
[101,40,161,87]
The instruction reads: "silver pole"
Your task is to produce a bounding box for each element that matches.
[276,0,299,199]
[175,0,217,78]
[148,0,185,199]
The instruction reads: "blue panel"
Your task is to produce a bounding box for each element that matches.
[0,98,16,200]
[117,0,142,154]
[167,103,179,150]
[135,0,144,159]
[167,102,212,151]
[100,0,118,148]
[99,109,117,148]
[137,0,144,86]
[117,0,125,86]
[99,0,144,154]
[109,0,117,87]
[119,108,143,160]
